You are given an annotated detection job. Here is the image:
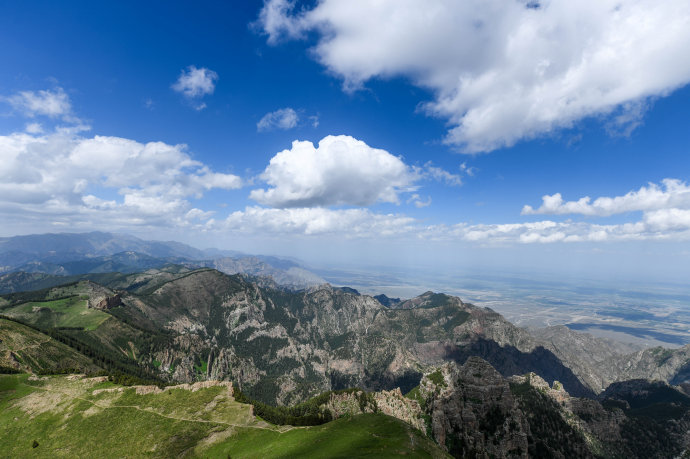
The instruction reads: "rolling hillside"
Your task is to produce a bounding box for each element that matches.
[0,373,448,458]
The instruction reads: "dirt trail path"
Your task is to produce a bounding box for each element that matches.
[6,336,53,354]
[30,383,304,434]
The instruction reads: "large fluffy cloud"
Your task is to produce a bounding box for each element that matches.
[250,135,419,207]
[0,129,241,229]
[258,0,690,152]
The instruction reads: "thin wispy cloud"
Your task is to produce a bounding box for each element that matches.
[5,87,72,119]
[218,195,690,242]
[408,194,432,208]
[25,123,43,134]
[257,107,299,132]
[419,162,463,187]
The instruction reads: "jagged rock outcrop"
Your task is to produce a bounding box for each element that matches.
[373,387,426,432]
[415,357,530,458]
[320,388,426,432]
[93,294,122,310]
[322,390,378,418]
[402,359,690,458]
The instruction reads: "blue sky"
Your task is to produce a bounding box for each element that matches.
[2,0,690,282]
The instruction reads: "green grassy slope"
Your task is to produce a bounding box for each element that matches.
[205,413,447,458]
[0,280,168,383]
[0,319,101,374]
[0,374,449,458]
[2,296,110,330]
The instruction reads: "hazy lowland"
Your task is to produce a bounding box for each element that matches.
[1,232,690,458]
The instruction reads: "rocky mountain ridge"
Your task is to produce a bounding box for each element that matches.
[415,358,690,457]
[3,267,688,409]
[309,357,690,458]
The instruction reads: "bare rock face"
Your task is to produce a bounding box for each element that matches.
[411,360,690,458]
[135,270,600,404]
[38,268,689,422]
[319,387,426,432]
[323,390,378,418]
[508,372,569,404]
[418,357,530,458]
[531,326,690,394]
[679,382,690,396]
[372,387,426,432]
[93,294,122,310]
[508,372,623,457]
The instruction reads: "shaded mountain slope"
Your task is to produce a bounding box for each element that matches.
[407,358,690,458]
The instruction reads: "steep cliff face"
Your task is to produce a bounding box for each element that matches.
[320,387,427,433]
[408,359,690,458]
[138,273,466,404]
[601,346,690,386]
[414,358,530,458]
[118,270,596,404]
[533,325,690,393]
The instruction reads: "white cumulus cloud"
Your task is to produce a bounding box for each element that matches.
[250,135,419,208]
[641,208,690,232]
[0,128,241,230]
[258,0,690,152]
[257,107,300,132]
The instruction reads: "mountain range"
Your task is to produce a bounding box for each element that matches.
[0,231,327,291]
[1,232,689,457]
